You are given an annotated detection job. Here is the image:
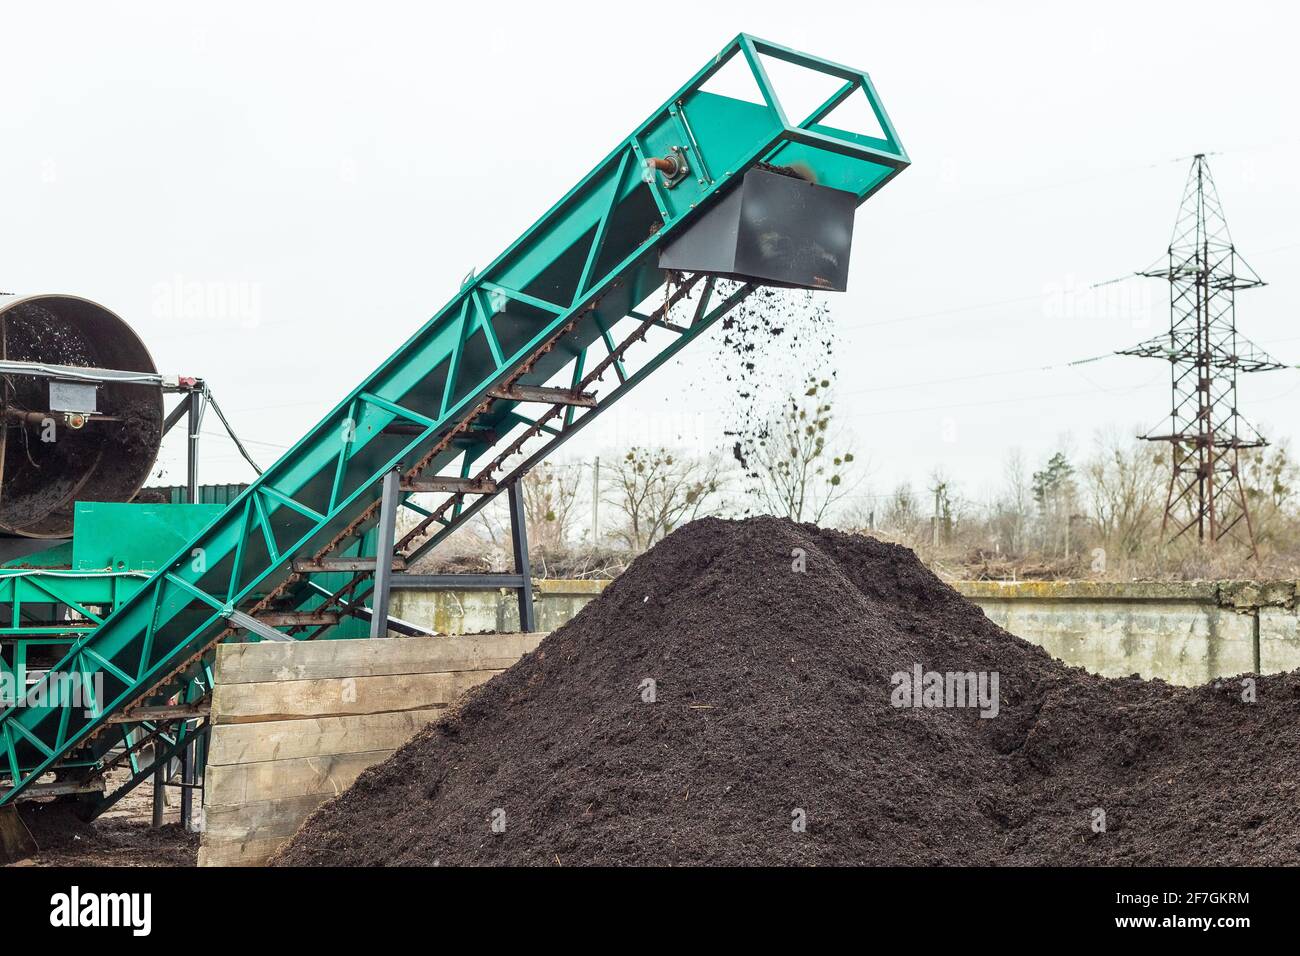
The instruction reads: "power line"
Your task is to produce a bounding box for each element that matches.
[840,292,1047,332]
[841,351,1118,396]
[903,140,1300,219]
[852,374,1164,419]
[198,429,288,451]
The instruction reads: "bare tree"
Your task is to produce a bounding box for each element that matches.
[741,377,855,523]
[1005,449,1031,553]
[521,460,582,552]
[1241,439,1300,550]
[604,447,723,553]
[472,460,583,575]
[838,489,880,533]
[1082,430,1164,559]
[927,469,959,545]
[987,449,1031,555]
[882,481,923,538]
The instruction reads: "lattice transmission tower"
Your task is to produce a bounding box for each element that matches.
[1118,153,1284,557]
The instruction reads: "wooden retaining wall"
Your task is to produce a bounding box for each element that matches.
[197,632,544,867]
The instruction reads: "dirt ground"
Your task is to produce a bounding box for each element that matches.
[6,769,198,868]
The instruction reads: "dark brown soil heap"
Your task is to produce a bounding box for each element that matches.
[276,517,1300,866]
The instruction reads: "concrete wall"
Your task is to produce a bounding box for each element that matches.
[958,581,1299,685]
[391,579,607,635]
[395,578,1300,686]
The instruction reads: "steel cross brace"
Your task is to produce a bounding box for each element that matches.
[293,277,755,638]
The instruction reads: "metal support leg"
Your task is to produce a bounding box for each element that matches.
[507,479,535,633]
[151,762,165,828]
[179,725,194,833]
[186,390,207,504]
[369,468,400,639]
[195,721,209,823]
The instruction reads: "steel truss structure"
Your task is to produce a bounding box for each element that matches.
[0,568,208,819]
[0,34,908,809]
[1119,154,1284,555]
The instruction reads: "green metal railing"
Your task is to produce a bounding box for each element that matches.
[0,570,144,686]
[0,34,908,805]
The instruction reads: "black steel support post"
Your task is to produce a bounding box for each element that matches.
[195,720,208,819]
[369,468,401,638]
[507,479,535,632]
[151,762,164,828]
[186,390,205,505]
[182,390,202,823]
[179,726,193,831]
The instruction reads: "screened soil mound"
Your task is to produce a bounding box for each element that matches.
[276,517,1300,866]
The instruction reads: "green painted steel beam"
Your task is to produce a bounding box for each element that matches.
[0,33,908,805]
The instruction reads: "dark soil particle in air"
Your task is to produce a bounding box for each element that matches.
[712,285,837,501]
[275,516,1300,866]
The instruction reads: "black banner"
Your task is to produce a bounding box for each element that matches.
[0,866,1282,938]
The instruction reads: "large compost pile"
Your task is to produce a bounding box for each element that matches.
[277,516,1300,866]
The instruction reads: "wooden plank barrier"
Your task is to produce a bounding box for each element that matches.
[198,633,544,866]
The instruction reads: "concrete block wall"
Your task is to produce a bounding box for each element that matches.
[955,581,1296,685]
[391,579,606,635]
[394,578,1300,686]
[1261,606,1300,675]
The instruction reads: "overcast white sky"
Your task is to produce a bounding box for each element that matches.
[2,1,1297,511]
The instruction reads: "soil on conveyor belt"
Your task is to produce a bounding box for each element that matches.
[275,516,1300,866]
